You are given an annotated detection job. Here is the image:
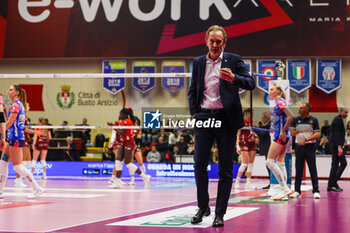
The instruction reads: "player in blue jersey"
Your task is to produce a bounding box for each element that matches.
[266,83,295,200]
[0,85,44,199]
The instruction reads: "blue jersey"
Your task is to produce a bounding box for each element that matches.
[7,100,25,141]
[272,97,290,138]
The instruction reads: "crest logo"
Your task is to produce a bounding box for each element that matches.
[57,85,75,109]
[292,66,305,80]
[322,66,335,80]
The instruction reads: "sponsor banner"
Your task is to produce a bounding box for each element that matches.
[257,60,277,93]
[162,61,185,93]
[239,60,252,94]
[107,206,259,228]
[287,59,311,93]
[4,1,350,57]
[8,161,239,179]
[316,59,342,94]
[103,60,126,94]
[132,61,156,93]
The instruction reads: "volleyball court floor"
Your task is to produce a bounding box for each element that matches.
[0,177,349,233]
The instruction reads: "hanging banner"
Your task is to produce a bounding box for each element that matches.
[103,60,125,94]
[316,59,342,94]
[257,60,277,94]
[287,59,311,93]
[132,61,156,94]
[239,60,252,95]
[162,60,185,93]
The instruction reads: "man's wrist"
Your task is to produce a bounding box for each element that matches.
[305,137,308,141]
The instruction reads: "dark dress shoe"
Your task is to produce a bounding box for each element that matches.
[191,207,211,224]
[262,184,270,190]
[212,214,224,227]
[327,186,342,192]
[335,184,343,191]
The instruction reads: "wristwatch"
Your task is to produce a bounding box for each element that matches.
[304,137,308,141]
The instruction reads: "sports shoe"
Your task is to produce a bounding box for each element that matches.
[108,179,122,189]
[120,180,126,185]
[290,191,301,198]
[15,178,28,188]
[108,177,116,184]
[143,175,151,188]
[27,187,44,199]
[245,182,256,190]
[41,175,47,180]
[234,180,240,189]
[272,187,292,200]
[313,192,321,199]
[0,192,4,199]
[129,180,136,186]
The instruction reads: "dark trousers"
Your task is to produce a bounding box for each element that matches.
[328,145,348,187]
[194,112,236,215]
[294,144,319,193]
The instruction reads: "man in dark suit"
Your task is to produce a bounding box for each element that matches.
[328,107,349,191]
[188,25,255,227]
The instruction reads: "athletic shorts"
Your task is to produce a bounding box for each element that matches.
[112,141,122,150]
[273,137,290,145]
[9,140,25,148]
[35,143,49,150]
[123,140,136,151]
[240,141,256,151]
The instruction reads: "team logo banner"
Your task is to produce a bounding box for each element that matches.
[287,59,311,93]
[132,61,156,93]
[257,60,277,93]
[103,60,125,94]
[162,61,185,93]
[57,85,75,109]
[316,59,342,94]
[239,60,252,95]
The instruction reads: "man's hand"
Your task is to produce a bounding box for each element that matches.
[297,138,306,146]
[219,68,235,82]
[338,146,343,156]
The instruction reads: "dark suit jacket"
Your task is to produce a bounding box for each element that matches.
[188,52,255,130]
[329,114,345,147]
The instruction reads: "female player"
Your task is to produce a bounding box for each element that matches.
[0,85,44,199]
[235,108,258,189]
[109,108,150,188]
[31,118,51,179]
[265,83,295,200]
[128,116,146,186]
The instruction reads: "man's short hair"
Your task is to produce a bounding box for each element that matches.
[303,102,311,111]
[206,25,227,40]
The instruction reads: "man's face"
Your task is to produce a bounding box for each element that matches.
[341,109,349,118]
[206,30,226,60]
[299,103,309,116]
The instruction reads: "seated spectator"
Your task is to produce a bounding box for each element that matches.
[320,120,330,139]
[102,147,115,162]
[156,136,169,161]
[147,145,161,162]
[317,137,331,155]
[181,130,192,144]
[158,129,168,143]
[61,120,68,126]
[186,140,195,155]
[76,117,90,157]
[176,136,188,154]
[142,129,153,144]
[168,130,180,145]
[167,145,181,163]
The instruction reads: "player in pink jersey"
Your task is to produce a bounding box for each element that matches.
[109,108,150,188]
[266,83,295,200]
[235,108,258,189]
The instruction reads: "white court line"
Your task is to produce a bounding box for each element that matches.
[1,192,104,198]
[4,187,146,193]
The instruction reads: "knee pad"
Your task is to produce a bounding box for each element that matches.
[40,160,46,168]
[14,164,26,175]
[22,161,31,168]
[266,158,275,170]
[0,160,8,172]
[276,161,285,168]
[238,163,247,173]
[115,160,123,171]
[247,163,254,173]
[126,163,138,174]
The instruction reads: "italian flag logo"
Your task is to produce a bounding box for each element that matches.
[293,66,305,80]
